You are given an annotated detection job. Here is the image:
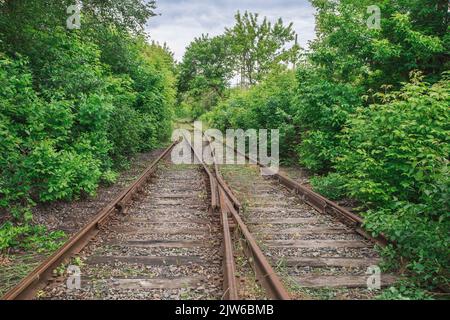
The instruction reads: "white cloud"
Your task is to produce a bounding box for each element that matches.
[146,0,317,61]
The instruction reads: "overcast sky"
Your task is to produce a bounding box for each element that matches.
[145,0,317,61]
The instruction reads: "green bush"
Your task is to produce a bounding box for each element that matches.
[365,204,449,287]
[0,54,44,213]
[336,73,450,286]
[0,222,66,253]
[24,140,102,202]
[296,130,340,172]
[0,35,176,218]
[108,105,144,166]
[337,73,449,211]
[377,281,433,300]
[206,71,298,160]
[310,173,348,201]
[294,68,362,172]
[174,101,195,120]
[26,28,105,98]
[0,55,104,208]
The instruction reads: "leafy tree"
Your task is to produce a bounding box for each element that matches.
[177,35,234,117]
[178,11,299,117]
[226,11,297,86]
[206,70,298,159]
[293,0,449,173]
[178,35,233,97]
[309,0,448,91]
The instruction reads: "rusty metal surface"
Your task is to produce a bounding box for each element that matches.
[218,189,239,300]
[2,142,177,301]
[183,134,239,300]
[204,135,291,300]
[219,141,389,247]
[223,196,292,300]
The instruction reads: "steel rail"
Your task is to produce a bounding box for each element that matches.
[204,134,291,300]
[182,134,239,300]
[221,136,450,295]
[213,137,388,247]
[2,142,177,300]
[223,195,292,300]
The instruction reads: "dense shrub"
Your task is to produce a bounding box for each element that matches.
[326,73,449,286]
[377,281,433,300]
[25,28,105,98]
[310,173,348,201]
[0,55,49,216]
[24,140,103,202]
[0,2,175,253]
[0,222,66,253]
[102,38,175,152]
[337,73,449,211]
[293,68,363,172]
[206,71,298,160]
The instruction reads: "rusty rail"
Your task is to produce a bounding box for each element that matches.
[182,133,239,300]
[214,138,388,247]
[204,135,291,300]
[271,171,388,246]
[2,142,177,300]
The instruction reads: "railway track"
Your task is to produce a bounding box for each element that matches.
[2,136,289,300]
[219,165,396,299]
[42,162,225,300]
[211,138,398,299]
[2,131,398,300]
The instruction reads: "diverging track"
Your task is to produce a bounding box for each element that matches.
[2,137,289,300]
[212,138,398,300]
[3,132,397,301]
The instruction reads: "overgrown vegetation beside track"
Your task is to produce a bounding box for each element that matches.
[179,1,450,292]
[0,0,448,298]
[0,1,175,253]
